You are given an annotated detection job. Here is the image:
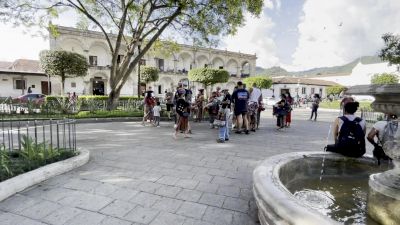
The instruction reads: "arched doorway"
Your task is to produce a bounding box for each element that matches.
[241,61,250,78]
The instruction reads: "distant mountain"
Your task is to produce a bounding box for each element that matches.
[256,56,384,77]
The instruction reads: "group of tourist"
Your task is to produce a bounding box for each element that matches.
[142,81,265,142]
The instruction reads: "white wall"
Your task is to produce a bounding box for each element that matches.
[0,74,49,97]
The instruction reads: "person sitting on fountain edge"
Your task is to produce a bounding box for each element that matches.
[326,102,366,157]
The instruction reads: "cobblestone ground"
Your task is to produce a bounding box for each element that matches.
[0,108,369,225]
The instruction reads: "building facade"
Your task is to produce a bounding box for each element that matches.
[48,26,257,97]
[262,77,339,99]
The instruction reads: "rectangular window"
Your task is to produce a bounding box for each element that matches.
[319,88,323,95]
[71,82,76,88]
[14,79,26,90]
[158,85,162,94]
[89,56,98,66]
[117,55,124,64]
[219,66,224,69]
[155,58,164,71]
[301,87,306,94]
[311,88,315,94]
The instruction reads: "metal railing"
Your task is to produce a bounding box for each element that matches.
[360,108,385,125]
[1,118,77,152]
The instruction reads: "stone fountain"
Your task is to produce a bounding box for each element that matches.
[346,84,400,225]
[252,84,399,225]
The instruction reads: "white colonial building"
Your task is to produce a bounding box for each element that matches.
[0,26,257,98]
[50,26,257,97]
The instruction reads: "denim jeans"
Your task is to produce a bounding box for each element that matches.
[219,122,230,140]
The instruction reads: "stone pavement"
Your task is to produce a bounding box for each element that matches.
[0,109,361,225]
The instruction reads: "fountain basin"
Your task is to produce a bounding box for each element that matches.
[253,152,391,225]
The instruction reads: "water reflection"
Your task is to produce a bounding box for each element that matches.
[289,177,380,225]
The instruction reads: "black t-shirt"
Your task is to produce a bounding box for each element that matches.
[176,98,189,116]
[232,89,249,112]
[223,93,232,109]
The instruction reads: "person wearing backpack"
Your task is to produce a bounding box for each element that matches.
[327,102,366,157]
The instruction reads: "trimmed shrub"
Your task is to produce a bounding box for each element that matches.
[243,76,272,89]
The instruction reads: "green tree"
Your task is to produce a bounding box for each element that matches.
[380,33,400,69]
[1,0,263,110]
[188,68,229,95]
[326,85,346,96]
[371,73,399,85]
[39,50,88,95]
[140,66,159,84]
[243,76,272,89]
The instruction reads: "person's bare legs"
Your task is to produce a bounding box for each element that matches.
[243,113,249,132]
[236,114,243,133]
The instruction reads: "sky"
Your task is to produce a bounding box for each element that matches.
[1,0,400,71]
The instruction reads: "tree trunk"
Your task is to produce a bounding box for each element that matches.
[61,75,65,96]
[107,88,121,111]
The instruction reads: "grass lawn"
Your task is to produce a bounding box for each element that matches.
[319,100,372,110]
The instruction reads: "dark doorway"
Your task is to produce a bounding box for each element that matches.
[93,80,105,95]
[41,81,51,95]
[280,88,290,95]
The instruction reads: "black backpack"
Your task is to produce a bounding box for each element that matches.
[337,116,365,157]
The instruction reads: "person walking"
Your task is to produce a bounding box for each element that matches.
[165,90,174,120]
[309,94,321,121]
[216,102,231,143]
[285,92,294,127]
[143,87,155,125]
[248,83,262,132]
[195,89,205,122]
[153,102,161,127]
[232,81,250,134]
[174,93,190,139]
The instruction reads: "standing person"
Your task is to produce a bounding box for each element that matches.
[27,87,32,94]
[206,92,219,128]
[153,102,161,127]
[231,86,238,130]
[326,102,366,157]
[285,92,294,127]
[216,102,231,143]
[216,86,222,97]
[309,94,321,121]
[248,83,262,132]
[165,89,174,120]
[274,95,289,130]
[70,92,78,113]
[231,81,250,134]
[143,87,155,125]
[195,89,205,122]
[174,93,190,139]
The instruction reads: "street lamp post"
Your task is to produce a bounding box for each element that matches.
[137,41,142,99]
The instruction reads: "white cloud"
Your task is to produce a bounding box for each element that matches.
[0,24,48,61]
[291,0,400,71]
[222,10,279,68]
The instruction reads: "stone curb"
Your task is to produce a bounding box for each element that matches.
[0,148,90,202]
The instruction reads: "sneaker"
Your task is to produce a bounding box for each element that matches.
[217,139,225,143]
[225,138,229,141]
[251,129,256,132]
[188,130,193,134]
[157,125,160,127]
[245,130,249,135]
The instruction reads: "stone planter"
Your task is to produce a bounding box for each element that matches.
[0,149,89,202]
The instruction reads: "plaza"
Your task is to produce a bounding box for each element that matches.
[0,110,343,225]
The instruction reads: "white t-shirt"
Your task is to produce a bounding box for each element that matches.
[249,87,262,103]
[373,121,388,139]
[153,106,161,117]
[338,114,366,131]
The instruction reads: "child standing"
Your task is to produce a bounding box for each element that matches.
[153,102,161,127]
[217,103,231,143]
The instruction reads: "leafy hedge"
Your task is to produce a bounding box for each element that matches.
[46,95,140,101]
[188,68,229,86]
[243,76,272,89]
[326,85,346,95]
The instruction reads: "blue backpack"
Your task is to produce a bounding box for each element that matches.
[337,116,365,157]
